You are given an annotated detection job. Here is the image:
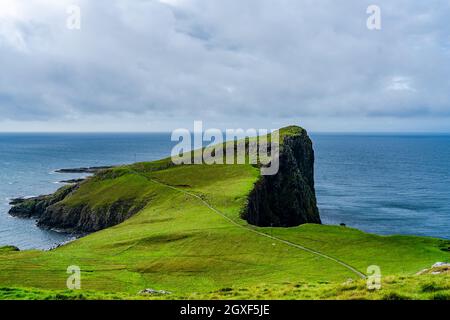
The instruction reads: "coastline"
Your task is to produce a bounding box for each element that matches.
[2,133,450,250]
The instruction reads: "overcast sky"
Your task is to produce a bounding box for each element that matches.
[1,0,450,132]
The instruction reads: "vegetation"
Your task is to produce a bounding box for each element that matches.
[0,127,448,300]
[1,274,448,300]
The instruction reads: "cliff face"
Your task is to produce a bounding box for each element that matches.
[37,200,146,233]
[242,128,321,227]
[9,126,320,233]
[9,184,78,219]
[9,183,146,233]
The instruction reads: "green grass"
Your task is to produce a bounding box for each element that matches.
[176,273,450,300]
[0,135,448,300]
[2,273,448,300]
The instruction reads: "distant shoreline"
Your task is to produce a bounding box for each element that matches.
[54,166,113,174]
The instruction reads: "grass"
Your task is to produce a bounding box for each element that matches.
[180,273,450,300]
[0,128,448,300]
[1,274,448,300]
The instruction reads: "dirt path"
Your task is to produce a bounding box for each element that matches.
[147,176,367,279]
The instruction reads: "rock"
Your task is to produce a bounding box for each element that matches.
[242,127,321,227]
[432,262,450,268]
[416,262,450,275]
[59,178,86,184]
[8,166,147,233]
[9,198,28,206]
[37,199,146,233]
[139,288,172,295]
[55,166,113,174]
[9,184,78,219]
[9,126,321,234]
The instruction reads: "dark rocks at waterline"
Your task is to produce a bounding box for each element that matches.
[37,200,147,233]
[8,165,118,233]
[59,178,86,184]
[8,181,147,233]
[8,198,29,206]
[242,128,321,227]
[8,161,147,233]
[54,166,113,174]
[47,236,83,251]
[9,127,321,235]
[8,184,79,219]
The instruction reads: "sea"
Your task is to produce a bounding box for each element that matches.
[0,133,449,250]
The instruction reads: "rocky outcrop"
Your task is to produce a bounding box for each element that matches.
[9,184,78,219]
[37,200,146,233]
[59,178,86,184]
[416,262,450,275]
[242,127,321,227]
[54,166,113,174]
[9,180,146,233]
[9,126,320,234]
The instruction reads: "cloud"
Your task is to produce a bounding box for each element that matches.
[386,77,415,92]
[1,0,450,131]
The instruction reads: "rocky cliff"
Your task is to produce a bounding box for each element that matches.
[242,127,321,227]
[9,175,147,233]
[9,126,320,233]
[9,184,78,219]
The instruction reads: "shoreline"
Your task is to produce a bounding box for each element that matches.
[2,166,115,250]
[5,164,450,250]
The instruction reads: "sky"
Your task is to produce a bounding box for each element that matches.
[1,0,450,132]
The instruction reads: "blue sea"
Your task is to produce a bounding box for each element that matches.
[0,133,449,250]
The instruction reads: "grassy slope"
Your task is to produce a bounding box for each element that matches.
[0,137,449,300]
[1,273,449,300]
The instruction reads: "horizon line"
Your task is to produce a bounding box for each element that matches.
[0,131,449,135]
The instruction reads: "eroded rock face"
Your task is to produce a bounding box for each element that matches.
[37,200,146,233]
[9,184,78,219]
[9,183,145,233]
[242,129,321,227]
[9,126,320,233]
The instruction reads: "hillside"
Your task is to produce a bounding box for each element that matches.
[8,126,321,232]
[0,126,449,300]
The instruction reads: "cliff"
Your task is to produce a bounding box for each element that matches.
[9,126,321,233]
[8,169,149,233]
[9,184,78,219]
[242,126,321,226]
